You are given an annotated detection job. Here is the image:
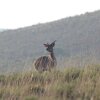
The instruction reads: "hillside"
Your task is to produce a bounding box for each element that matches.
[0,29,6,32]
[0,10,100,73]
[0,65,100,100]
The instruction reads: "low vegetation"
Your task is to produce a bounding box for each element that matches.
[0,64,100,100]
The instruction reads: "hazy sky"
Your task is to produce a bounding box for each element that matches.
[0,0,100,29]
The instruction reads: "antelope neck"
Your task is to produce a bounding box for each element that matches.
[49,52,55,60]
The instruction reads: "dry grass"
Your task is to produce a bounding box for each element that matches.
[0,64,100,100]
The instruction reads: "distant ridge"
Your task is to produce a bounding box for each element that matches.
[0,29,6,32]
[0,10,100,73]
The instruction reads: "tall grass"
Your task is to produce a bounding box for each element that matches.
[0,65,100,100]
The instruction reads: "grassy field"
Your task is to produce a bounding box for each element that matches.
[0,65,100,100]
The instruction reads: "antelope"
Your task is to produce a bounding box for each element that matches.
[34,40,57,72]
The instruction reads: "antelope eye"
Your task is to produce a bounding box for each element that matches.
[46,48,49,51]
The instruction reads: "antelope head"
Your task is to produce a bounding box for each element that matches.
[44,40,56,53]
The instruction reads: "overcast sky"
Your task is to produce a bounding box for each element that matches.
[0,0,100,29]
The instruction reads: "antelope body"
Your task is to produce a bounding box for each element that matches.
[34,41,57,72]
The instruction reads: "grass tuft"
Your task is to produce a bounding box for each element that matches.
[0,64,100,100]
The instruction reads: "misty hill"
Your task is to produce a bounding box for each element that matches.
[0,10,100,73]
[0,29,6,32]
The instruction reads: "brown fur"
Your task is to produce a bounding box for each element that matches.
[34,41,57,72]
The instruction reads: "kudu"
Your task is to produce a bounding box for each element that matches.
[34,41,57,72]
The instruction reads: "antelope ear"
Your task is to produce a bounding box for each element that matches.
[43,43,49,47]
[51,40,56,47]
